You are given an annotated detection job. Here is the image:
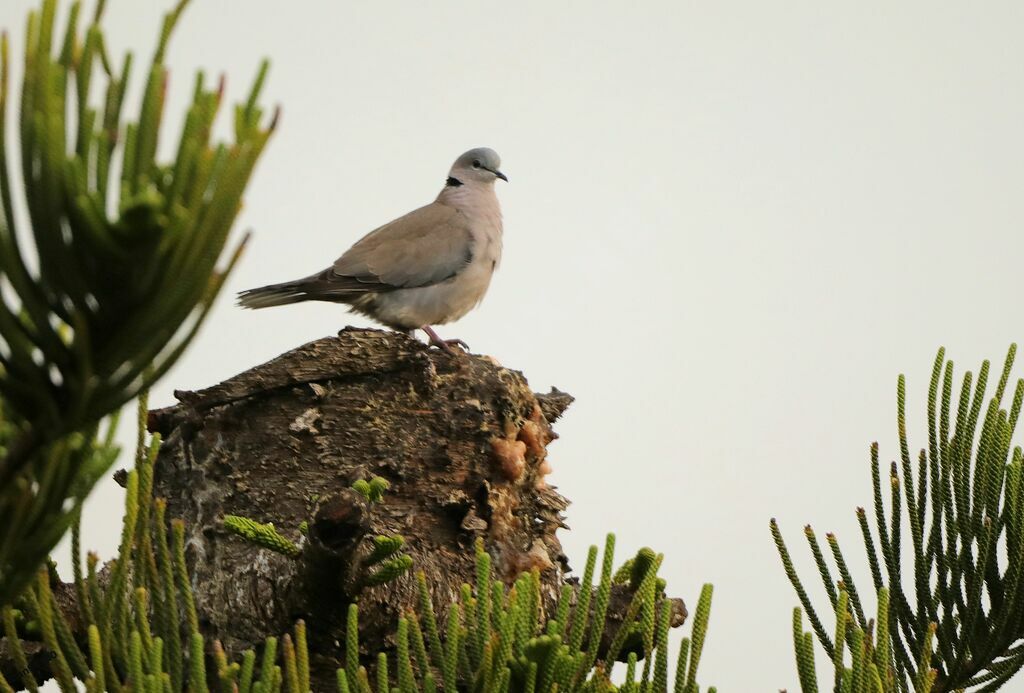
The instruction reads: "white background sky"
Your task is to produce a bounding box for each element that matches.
[4,1,1024,690]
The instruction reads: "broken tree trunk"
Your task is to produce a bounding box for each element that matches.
[0,327,687,691]
[147,328,577,686]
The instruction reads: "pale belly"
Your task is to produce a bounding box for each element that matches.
[354,261,496,330]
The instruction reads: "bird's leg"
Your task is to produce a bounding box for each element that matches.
[420,325,469,354]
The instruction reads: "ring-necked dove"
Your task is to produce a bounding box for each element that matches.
[238,147,507,352]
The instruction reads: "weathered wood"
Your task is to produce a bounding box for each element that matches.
[148,328,574,685]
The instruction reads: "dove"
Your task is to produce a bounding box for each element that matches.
[238,147,507,353]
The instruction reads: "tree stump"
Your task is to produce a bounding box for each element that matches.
[147,328,575,683]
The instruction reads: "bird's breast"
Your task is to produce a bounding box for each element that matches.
[460,194,503,269]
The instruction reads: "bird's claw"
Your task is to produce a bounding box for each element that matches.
[443,338,470,352]
[431,337,470,355]
[420,326,469,355]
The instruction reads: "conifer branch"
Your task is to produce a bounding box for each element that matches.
[777,346,1024,691]
[0,0,275,602]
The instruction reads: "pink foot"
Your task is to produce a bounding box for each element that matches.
[421,326,469,354]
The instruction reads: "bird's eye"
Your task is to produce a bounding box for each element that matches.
[472,160,481,168]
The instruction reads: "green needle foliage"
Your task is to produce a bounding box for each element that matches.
[223,515,302,558]
[791,587,938,693]
[0,393,120,607]
[774,346,1024,692]
[1,399,334,693]
[0,397,282,692]
[341,539,716,693]
[0,0,275,602]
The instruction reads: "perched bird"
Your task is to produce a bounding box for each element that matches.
[238,147,507,352]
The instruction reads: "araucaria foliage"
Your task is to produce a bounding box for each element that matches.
[0,0,274,602]
[774,346,1024,691]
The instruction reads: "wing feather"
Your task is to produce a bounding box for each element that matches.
[328,202,473,291]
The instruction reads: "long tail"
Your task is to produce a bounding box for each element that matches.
[237,280,313,309]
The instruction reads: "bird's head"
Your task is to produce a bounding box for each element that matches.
[448,147,507,186]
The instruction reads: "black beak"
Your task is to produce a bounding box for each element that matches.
[486,167,508,182]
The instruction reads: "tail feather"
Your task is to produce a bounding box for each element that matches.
[237,281,312,309]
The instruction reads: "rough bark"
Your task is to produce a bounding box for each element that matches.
[147,328,578,685]
[0,579,78,686]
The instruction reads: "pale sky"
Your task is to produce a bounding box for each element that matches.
[5,1,1024,690]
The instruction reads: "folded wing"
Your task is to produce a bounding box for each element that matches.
[326,202,474,293]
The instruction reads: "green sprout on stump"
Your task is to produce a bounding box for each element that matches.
[360,535,413,588]
[222,477,413,587]
[223,516,302,559]
[352,477,390,504]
